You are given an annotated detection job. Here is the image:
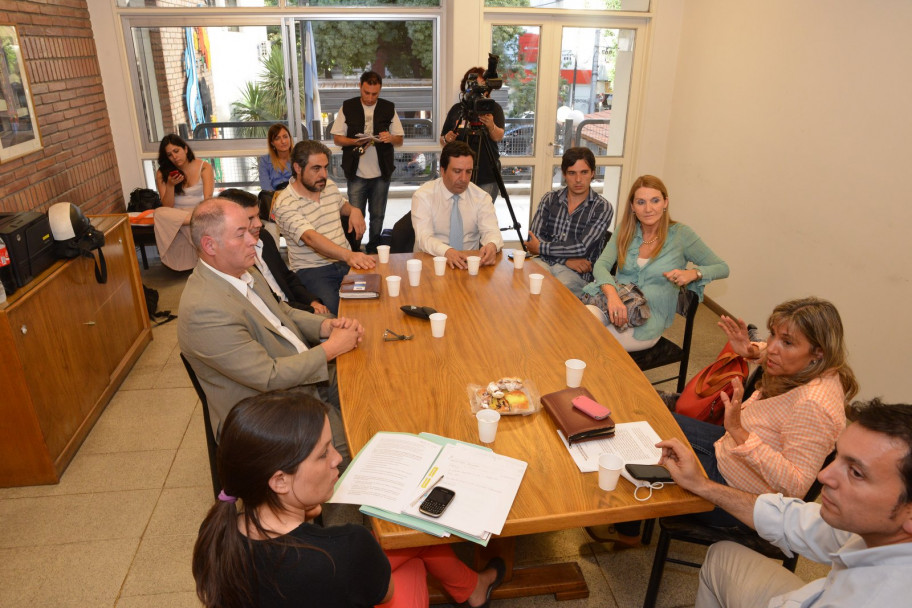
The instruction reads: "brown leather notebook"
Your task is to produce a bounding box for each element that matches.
[340,274,381,299]
[540,387,616,445]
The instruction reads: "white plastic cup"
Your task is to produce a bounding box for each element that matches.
[565,359,586,388]
[598,453,624,491]
[385,275,401,297]
[433,256,447,276]
[466,256,481,275]
[376,245,390,264]
[513,249,526,269]
[406,259,422,287]
[429,312,447,338]
[476,409,501,443]
[529,273,544,294]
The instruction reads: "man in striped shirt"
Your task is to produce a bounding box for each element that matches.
[273,140,375,315]
[526,147,614,297]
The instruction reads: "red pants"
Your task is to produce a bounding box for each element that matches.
[376,544,478,608]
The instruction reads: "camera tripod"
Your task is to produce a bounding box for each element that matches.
[452,109,527,251]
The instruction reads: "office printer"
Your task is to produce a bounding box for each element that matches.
[0,211,56,295]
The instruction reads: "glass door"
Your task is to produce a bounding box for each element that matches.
[487,15,645,237]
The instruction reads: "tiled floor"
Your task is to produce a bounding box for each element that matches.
[0,251,830,608]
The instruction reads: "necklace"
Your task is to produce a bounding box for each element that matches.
[641,234,659,246]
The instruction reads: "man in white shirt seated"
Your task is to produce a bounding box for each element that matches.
[178,198,364,456]
[657,399,912,608]
[410,141,503,269]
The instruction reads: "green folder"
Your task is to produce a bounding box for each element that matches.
[340,432,494,546]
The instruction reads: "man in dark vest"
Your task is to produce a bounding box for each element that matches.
[331,71,404,254]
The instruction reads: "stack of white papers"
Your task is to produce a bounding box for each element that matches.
[557,420,665,486]
[330,432,528,545]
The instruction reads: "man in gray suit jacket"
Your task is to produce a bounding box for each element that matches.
[178,198,363,457]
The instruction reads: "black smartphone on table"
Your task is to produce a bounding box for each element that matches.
[418,486,456,517]
[625,464,674,484]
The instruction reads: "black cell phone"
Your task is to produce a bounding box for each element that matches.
[625,464,674,484]
[418,486,456,517]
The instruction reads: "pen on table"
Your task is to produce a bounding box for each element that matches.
[409,475,445,507]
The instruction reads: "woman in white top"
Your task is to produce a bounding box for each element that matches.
[153,134,213,270]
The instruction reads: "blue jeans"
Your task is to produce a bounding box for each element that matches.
[477,181,499,205]
[347,175,391,245]
[537,260,588,297]
[295,261,350,316]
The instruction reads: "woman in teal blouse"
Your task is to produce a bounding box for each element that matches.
[581,175,729,351]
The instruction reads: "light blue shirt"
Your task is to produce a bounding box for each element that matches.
[754,494,912,607]
[582,222,729,341]
[258,154,293,190]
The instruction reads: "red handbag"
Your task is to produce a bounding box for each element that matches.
[675,343,748,424]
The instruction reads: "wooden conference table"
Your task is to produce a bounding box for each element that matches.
[337,252,711,601]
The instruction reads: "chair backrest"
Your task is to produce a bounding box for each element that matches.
[677,289,700,357]
[257,190,274,221]
[390,211,415,253]
[179,353,220,499]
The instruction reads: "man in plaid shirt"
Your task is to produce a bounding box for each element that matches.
[527,147,614,297]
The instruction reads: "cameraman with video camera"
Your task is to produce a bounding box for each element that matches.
[440,61,505,204]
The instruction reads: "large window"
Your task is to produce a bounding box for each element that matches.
[128,18,436,147]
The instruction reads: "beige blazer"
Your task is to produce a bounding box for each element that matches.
[178,262,329,439]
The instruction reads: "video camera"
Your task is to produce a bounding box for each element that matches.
[459,53,503,120]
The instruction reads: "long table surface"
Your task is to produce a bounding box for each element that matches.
[338,252,711,550]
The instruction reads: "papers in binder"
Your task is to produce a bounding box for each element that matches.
[330,432,527,544]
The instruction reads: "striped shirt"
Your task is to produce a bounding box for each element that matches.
[273,179,350,271]
[529,187,613,283]
[716,372,846,497]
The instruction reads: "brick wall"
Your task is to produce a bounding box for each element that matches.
[0,0,123,216]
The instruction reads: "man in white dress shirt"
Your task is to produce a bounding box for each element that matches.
[411,141,503,269]
[657,400,912,608]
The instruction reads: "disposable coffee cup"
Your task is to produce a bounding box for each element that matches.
[476,409,501,443]
[466,256,481,276]
[433,256,447,276]
[429,312,447,338]
[376,245,390,264]
[406,259,422,287]
[385,275,401,297]
[565,359,586,388]
[598,453,624,491]
[513,249,526,269]
[529,273,544,294]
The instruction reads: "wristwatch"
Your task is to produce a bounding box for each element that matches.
[694,268,703,280]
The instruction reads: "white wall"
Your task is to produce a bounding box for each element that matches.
[86,0,146,202]
[653,0,912,400]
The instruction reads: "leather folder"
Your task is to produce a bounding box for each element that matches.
[340,273,381,299]
[540,387,616,445]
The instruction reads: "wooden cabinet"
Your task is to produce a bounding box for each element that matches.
[0,215,152,487]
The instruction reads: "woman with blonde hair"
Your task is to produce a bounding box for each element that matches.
[581,175,729,351]
[258,123,294,191]
[192,390,504,608]
[602,296,857,547]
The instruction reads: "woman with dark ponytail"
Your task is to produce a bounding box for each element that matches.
[192,389,504,608]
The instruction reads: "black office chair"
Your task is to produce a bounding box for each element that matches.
[257,190,275,222]
[180,353,220,500]
[641,450,836,608]
[629,289,700,393]
[389,211,415,253]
